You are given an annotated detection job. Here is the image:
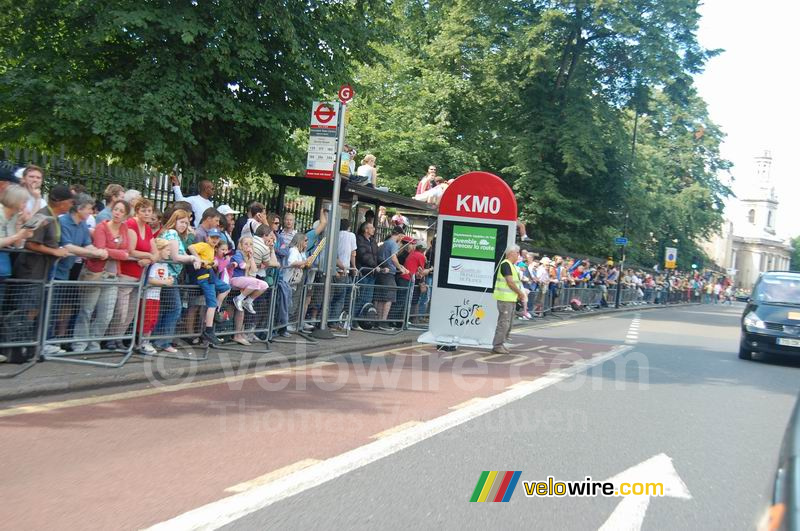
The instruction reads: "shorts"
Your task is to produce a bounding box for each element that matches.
[195,269,231,308]
[374,272,397,303]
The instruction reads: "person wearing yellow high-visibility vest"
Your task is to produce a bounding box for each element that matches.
[492,245,527,353]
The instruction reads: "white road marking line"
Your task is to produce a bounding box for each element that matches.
[145,345,634,531]
[224,459,322,494]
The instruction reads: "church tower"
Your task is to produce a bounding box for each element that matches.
[739,150,778,238]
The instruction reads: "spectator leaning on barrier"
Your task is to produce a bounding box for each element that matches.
[188,228,231,346]
[354,221,379,322]
[171,173,214,228]
[283,231,311,332]
[400,240,431,325]
[194,207,221,243]
[95,184,125,223]
[492,245,526,354]
[328,218,357,330]
[72,199,132,352]
[14,184,72,289]
[139,239,174,355]
[106,197,156,349]
[229,236,270,346]
[48,194,109,354]
[151,209,201,353]
[0,184,33,269]
[303,210,328,328]
[374,225,409,329]
[252,224,280,340]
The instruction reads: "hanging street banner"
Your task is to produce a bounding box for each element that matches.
[305,101,340,180]
[418,171,518,349]
[665,247,678,269]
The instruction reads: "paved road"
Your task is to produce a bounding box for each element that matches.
[3,303,799,530]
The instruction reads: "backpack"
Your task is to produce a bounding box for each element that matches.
[356,302,379,330]
[569,298,583,311]
[0,309,38,363]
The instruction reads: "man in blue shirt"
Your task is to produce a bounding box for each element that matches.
[48,193,107,354]
[374,226,409,330]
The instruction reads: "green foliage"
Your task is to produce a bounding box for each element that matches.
[0,0,383,176]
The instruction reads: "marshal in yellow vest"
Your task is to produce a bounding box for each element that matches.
[493,259,521,302]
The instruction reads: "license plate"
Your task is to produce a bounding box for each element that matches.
[788,312,800,321]
[777,338,800,347]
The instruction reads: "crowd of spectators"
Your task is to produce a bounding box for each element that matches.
[0,164,441,363]
[1,162,729,363]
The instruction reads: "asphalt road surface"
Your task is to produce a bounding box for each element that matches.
[3,303,799,530]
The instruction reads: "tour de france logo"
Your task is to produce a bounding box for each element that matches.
[449,299,486,327]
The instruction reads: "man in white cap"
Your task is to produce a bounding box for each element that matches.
[492,245,526,353]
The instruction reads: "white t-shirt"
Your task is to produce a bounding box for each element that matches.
[283,247,307,283]
[336,230,357,272]
[172,186,214,227]
[146,262,171,299]
[356,164,375,181]
[25,196,47,216]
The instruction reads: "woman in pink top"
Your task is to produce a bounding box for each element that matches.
[107,197,156,346]
[73,200,132,352]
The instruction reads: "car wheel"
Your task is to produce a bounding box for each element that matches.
[739,346,753,360]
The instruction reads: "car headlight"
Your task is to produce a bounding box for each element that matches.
[744,312,766,330]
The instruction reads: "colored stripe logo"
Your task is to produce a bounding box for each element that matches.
[470,471,521,502]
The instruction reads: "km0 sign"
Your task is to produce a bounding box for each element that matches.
[456,194,502,215]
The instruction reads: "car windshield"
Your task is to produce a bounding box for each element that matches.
[753,275,800,305]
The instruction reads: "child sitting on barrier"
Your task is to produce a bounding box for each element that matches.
[140,239,174,355]
[188,228,230,346]
[229,236,269,345]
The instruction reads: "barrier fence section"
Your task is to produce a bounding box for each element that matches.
[0,274,50,377]
[42,273,146,367]
[2,247,700,377]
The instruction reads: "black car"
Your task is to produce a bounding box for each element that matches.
[760,394,800,531]
[740,271,800,360]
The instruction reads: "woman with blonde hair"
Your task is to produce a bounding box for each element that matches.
[355,154,377,187]
[152,209,201,352]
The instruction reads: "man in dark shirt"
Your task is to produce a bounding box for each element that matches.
[354,222,380,324]
[13,184,73,321]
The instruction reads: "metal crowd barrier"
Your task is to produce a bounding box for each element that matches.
[42,268,147,367]
[0,272,50,378]
[300,271,357,337]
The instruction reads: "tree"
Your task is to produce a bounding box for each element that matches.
[0,0,383,175]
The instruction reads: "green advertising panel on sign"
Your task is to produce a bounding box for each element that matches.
[451,225,498,260]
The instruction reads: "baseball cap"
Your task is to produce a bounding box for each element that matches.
[207,228,222,238]
[217,204,239,216]
[0,164,20,184]
[49,184,74,202]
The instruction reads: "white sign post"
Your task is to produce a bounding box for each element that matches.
[418,171,518,349]
[305,101,340,180]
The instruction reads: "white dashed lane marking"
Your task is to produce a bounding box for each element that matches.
[624,314,642,344]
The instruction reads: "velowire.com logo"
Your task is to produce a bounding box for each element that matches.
[470,471,522,502]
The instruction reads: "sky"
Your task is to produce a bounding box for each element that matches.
[694,0,800,240]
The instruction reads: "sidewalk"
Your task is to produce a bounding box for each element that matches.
[0,302,693,402]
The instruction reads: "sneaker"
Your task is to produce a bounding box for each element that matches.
[243,299,256,314]
[139,341,157,355]
[287,324,298,333]
[279,330,291,338]
[104,340,119,350]
[43,344,65,355]
[162,345,178,353]
[202,330,222,347]
[0,354,6,363]
[378,325,395,331]
[491,345,510,354]
[302,323,315,331]
[232,294,245,312]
